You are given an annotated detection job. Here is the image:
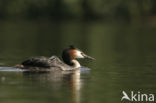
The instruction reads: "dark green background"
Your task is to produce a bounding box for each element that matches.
[0,0,156,103]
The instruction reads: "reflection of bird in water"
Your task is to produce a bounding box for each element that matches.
[23,69,88,103]
[16,45,94,71]
[70,70,81,103]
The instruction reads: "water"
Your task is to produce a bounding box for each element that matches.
[0,20,156,103]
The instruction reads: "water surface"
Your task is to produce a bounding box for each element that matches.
[0,20,156,103]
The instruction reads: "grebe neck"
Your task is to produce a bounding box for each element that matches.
[63,59,81,68]
[71,60,81,68]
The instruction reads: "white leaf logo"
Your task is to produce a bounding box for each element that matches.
[121,91,131,101]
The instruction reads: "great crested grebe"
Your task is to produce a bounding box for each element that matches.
[16,46,95,71]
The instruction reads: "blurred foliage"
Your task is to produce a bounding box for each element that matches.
[0,0,155,21]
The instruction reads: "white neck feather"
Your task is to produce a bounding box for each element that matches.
[72,60,81,68]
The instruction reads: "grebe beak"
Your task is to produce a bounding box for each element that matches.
[83,54,95,60]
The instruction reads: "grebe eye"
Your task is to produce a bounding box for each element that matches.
[81,52,84,56]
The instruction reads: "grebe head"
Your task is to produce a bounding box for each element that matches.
[62,45,95,68]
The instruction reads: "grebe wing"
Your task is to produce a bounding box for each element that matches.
[22,56,76,71]
[22,56,51,67]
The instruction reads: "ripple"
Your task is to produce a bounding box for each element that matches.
[0,67,25,72]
